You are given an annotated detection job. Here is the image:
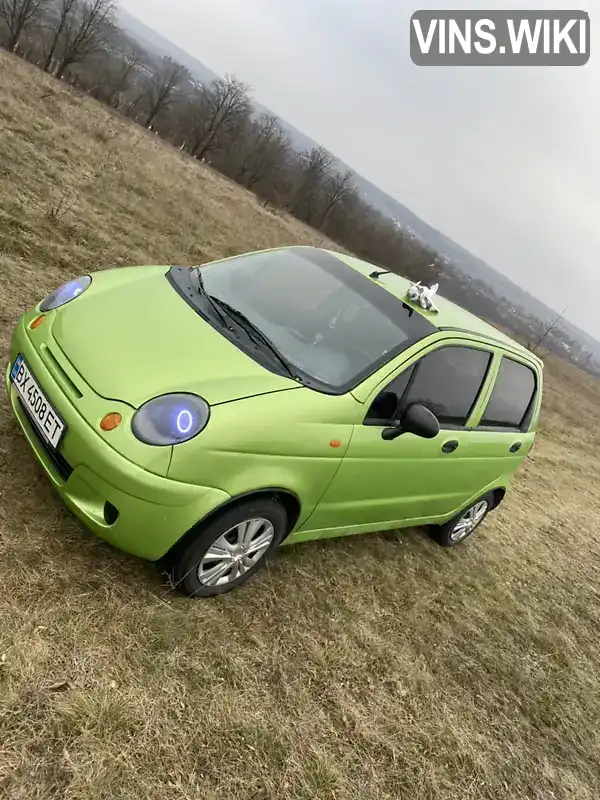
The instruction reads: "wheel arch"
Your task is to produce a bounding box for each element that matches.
[438,485,506,529]
[160,487,302,564]
[491,487,506,509]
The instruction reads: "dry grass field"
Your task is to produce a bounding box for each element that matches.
[2,52,600,800]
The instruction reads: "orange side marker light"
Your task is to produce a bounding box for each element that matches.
[100,412,122,432]
[330,439,342,448]
[30,315,46,329]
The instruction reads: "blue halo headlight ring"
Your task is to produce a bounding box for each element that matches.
[176,409,194,435]
[39,275,92,312]
[131,393,210,446]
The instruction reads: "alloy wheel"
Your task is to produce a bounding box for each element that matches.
[197,518,275,587]
[449,500,489,543]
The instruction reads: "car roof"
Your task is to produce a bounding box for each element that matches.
[322,249,541,365]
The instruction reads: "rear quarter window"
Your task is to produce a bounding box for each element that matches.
[481,357,537,429]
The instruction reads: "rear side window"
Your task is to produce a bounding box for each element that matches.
[481,358,537,429]
[366,346,492,426]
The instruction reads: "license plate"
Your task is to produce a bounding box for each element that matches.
[10,354,66,449]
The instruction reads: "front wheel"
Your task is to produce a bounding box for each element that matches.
[431,493,493,548]
[170,498,288,597]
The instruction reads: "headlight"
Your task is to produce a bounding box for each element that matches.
[131,393,210,446]
[39,275,92,311]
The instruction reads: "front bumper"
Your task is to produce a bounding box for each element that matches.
[5,316,230,561]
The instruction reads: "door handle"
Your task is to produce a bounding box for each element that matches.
[442,440,459,453]
[510,441,523,453]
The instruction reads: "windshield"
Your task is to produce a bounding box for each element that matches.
[188,247,437,391]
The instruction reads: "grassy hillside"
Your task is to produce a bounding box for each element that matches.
[2,53,600,800]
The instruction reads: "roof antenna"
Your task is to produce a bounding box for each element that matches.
[369,269,393,279]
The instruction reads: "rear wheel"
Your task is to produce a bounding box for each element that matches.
[170,498,288,597]
[431,493,493,548]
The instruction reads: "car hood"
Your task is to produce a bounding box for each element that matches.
[51,266,299,407]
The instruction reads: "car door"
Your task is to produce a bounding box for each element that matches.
[297,341,497,537]
[470,351,541,477]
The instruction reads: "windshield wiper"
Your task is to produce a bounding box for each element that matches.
[209,299,300,381]
[190,268,299,381]
[191,267,233,331]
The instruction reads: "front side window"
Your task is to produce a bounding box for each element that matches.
[366,345,492,426]
[481,357,537,429]
[178,247,437,392]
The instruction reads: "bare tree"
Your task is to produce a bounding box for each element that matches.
[234,114,290,188]
[90,50,140,107]
[315,169,354,229]
[182,76,251,160]
[43,0,116,79]
[69,39,142,108]
[42,0,77,72]
[0,0,49,51]
[135,56,189,128]
[529,305,568,354]
[289,146,335,224]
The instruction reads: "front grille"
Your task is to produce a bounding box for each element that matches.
[17,398,73,482]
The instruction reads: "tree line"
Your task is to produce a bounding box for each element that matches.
[1,0,445,286]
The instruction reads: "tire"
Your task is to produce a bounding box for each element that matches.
[170,498,288,597]
[431,492,494,548]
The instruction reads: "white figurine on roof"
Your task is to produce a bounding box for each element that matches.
[406,281,439,312]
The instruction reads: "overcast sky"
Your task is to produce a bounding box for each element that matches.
[122,0,597,339]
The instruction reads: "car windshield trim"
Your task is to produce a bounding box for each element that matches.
[166,249,439,395]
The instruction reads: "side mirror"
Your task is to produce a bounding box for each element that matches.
[382,403,440,441]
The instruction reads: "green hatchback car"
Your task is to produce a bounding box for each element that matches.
[6,246,543,596]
